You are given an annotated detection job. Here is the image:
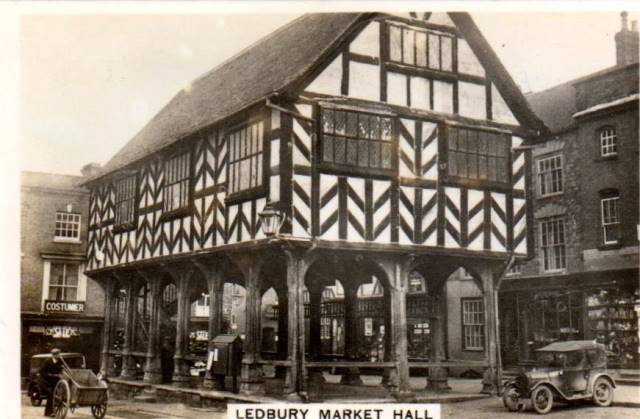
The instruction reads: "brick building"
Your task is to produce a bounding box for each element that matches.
[20,168,105,380]
[499,12,639,368]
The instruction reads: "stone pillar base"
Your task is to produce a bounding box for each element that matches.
[120,354,138,380]
[171,357,191,387]
[391,390,416,402]
[426,367,451,392]
[143,357,163,384]
[202,373,225,390]
[340,368,363,385]
[240,362,265,396]
[481,368,498,395]
[381,367,393,388]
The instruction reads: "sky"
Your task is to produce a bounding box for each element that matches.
[19,9,639,176]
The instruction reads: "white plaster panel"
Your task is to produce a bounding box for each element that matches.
[410,76,430,110]
[349,61,380,101]
[433,80,454,114]
[387,71,408,106]
[305,54,342,96]
[492,84,519,125]
[458,81,487,120]
[350,21,380,57]
[458,39,485,77]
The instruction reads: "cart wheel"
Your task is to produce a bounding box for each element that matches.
[53,380,70,419]
[91,402,107,419]
[27,383,42,406]
[502,384,523,412]
[592,377,614,407]
[531,385,554,414]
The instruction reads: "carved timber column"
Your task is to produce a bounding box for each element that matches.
[139,269,163,384]
[378,256,413,400]
[283,249,308,400]
[119,278,139,379]
[194,260,224,389]
[233,254,265,396]
[340,280,362,385]
[426,278,450,392]
[99,275,116,378]
[275,286,288,379]
[163,263,195,386]
[307,279,325,384]
[479,264,499,395]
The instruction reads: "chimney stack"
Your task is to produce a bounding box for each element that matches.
[81,162,101,178]
[615,11,639,66]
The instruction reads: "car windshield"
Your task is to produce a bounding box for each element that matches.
[537,352,566,368]
[62,356,85,368]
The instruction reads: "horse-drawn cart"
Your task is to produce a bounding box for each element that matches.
[53,364,108,419]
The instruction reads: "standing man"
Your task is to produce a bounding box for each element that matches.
[40,348,64,417]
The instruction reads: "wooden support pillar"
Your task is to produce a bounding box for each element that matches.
[99,276,116,378]
[138,269,163,384]
[307,281,325,384]
[162,263,195,386]
[426,279,451,392]
[387,260,413,399]
[237,256,265,395]
[120,279,139,379]
[194,260,225,390]
[275,286,288,379]
[283,250,307,399]
[340,281,362,385]
[480,265,499,395]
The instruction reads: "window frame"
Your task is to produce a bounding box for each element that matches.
[225,117,269,203]
[539,216,567,273]
[54,211,82,242]
[386,22,455,73]
[598,126,617,158]
[47,262,81,302]
[113,174,138,232]
[461,297,485,351]
[443,123,512,189]
[160,148,193,220]
[318,106,397,178]
[600,195,620,246]
[536,153,564,198]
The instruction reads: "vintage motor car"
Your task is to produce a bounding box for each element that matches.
[502,340,616,414]
[27,352,86,406]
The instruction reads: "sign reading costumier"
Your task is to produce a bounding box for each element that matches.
[44,300,85,313]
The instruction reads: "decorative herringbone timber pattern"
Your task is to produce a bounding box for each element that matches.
[421,122,438,180]
[444,187,462,248]
[489,192,507,252]
[511,136,527,254]
[292,174,312,237]
[319,174,340,240]
[292,104,313,168]
[466,189,485,251]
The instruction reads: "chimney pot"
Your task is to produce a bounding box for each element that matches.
[621,11,629,30]
[632,20,638,32]
[81,162,101,178]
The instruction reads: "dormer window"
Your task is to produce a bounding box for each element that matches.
[599,127,617,157]
[388,23,454,72]
[163,151,191,213]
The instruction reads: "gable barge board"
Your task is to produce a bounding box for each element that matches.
[376,15,461,37]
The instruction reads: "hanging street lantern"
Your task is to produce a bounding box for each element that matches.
[258,202,286,237]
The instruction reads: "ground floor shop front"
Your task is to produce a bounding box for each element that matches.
[20,313,104,384]
[499,268,640,368]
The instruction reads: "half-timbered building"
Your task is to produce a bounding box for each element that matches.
[82,12,546,399]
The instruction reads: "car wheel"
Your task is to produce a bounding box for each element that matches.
[28,384,42,406]
[531,385,554,415]
[592,377,614,407]
[502,384,522,412]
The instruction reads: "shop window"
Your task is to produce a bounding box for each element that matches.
[447,126,510,184]
[163,152,191,213]
[537,154,563,197]
[321,317,331,340]
[540,216,566,272]
[55,211,81,242]
[601,195,620,245]
[48,263,80,301]
[409,274,425,293]
[227,120,264,195]
[462,298,484,350]
[321,108,393,171]
[388,23,454,71]
[114,175,137,228]
[599,127,617,157]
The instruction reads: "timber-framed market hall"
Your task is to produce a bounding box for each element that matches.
[82,12,546,400]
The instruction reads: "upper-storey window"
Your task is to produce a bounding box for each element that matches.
[537,154,563,197]
[163,151,190,213]
[599,127,617,157]
[447,126,510,184]
[388,24,454,72]
[321,108,393,171]
[114,175,137,227]
[601,195,620,245]
[227,120,264,195]
[55,212,81,242]
[540,216,566,272]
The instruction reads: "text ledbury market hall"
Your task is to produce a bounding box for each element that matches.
[229,404,441,419]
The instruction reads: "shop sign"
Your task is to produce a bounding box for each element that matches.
[43,326,80,338]
[44,300,85,313]
[364,317,373,336]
